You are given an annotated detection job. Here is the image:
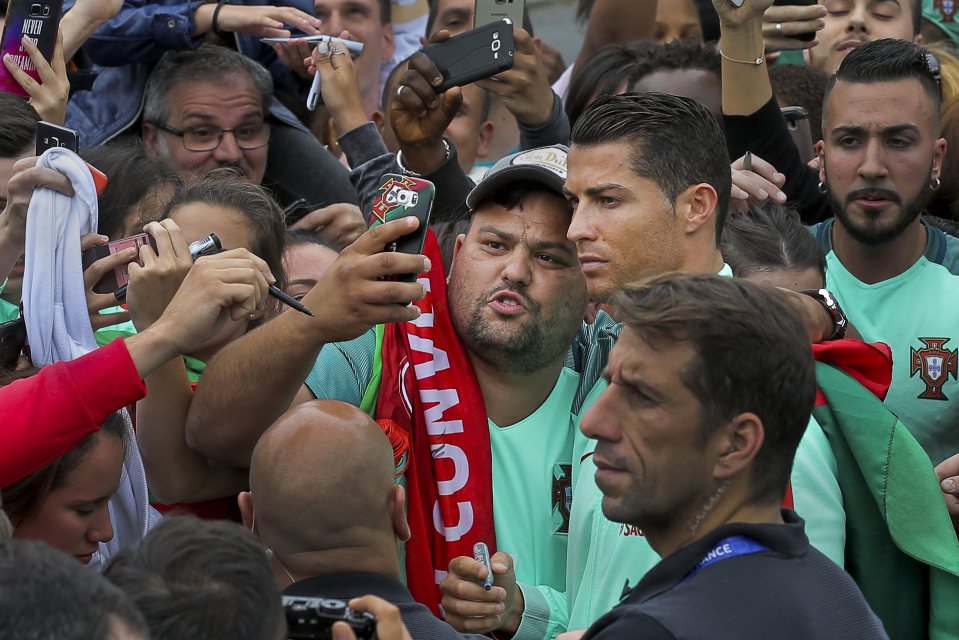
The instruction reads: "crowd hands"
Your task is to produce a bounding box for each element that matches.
[2,0,959,638]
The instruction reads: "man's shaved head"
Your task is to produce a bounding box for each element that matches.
[248,401,402,571]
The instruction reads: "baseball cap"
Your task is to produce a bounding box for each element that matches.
[466,144,568,210]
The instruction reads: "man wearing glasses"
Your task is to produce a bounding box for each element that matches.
[141,44,276,187]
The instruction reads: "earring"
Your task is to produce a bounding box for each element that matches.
[931,177,942,191]
[818,181,828,194]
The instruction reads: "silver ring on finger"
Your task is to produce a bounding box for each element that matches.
[396,85,405,98]
[775,22,784,35]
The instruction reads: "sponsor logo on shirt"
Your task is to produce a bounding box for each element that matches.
[910,337,958,400]
[552,463,572,535]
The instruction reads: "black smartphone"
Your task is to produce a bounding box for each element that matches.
[772,0,817,41]
[36,120,79,154]
[781,106,816,164]
[0,316,26,369]
[0,0,64,96]
[81,233,158,295]
[423,19,514,92]
[474,0,525,27]
[369,174,434,282]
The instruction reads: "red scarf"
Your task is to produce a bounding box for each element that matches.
[373,231,496,614]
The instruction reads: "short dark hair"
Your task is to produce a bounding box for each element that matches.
[769,64,828,143]
[571,92,731,243]
[162,172,288,315]
[0,93,38,158]
[721,202,825,281]
[144,44,274,126]
[0,539,148,639]
[82,139,184,240]
[105,517,285,640]
[824,39,941,118]
[566,39,721,127]
[2,414,126,525]
[615,273,816,503]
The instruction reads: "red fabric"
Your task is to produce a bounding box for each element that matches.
[812,339,893,401]
[374,232,495,615]
[0,339,146,487]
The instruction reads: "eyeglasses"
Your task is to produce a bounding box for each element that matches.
[150,121,271,152]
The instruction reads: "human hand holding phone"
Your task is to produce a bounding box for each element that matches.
[2,29,69,124]
[81,232,136,330]
[125,220,195,333]
[476,26,553,128]
[762,1,826,51]
[307,33,367,133]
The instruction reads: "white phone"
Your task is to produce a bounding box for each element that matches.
[260,34,364,57]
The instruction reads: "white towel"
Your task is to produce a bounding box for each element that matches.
[21,147,159,571]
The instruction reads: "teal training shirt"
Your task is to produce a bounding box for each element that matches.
[0,280,19,322]
[305,330,577,607]
[814,218,959,465]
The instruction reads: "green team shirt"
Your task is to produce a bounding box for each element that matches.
[0,279,19,322]
[306,331,578,603]
[814,219,959,465]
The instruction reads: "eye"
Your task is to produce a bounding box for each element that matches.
[599,196,620,208]
[235,124,260,139]
[483,240,505,251]
[188,127,217,141]
[566,196,579,209]
[837,136,860,148]
[887,137,911,148]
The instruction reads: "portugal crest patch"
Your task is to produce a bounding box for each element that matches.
[910,337,958,400]
[936,0,958,22]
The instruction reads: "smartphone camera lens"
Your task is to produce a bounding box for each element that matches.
[29,3,42,16]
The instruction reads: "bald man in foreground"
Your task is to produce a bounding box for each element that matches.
[239,400,482,640]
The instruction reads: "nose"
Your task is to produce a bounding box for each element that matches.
[846,2,869,32]
[501,249,532,287]
[567,204,596,244]
[212,130,244,164]
[580,383,621,442]
[87,505,114,544]
[857,138,888,181]
[323,10,344,35]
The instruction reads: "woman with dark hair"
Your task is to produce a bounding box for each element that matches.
[81,139,183,241]
[721,201,825,290]
[112,174,289,518]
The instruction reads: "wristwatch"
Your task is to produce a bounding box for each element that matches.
[799,289,848,341]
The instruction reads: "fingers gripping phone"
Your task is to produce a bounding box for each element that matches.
[35,121,109,194]
[81,233,158,295]
[0,0,64,96]
[368,174,434,283]
[423,19,515,92]
[474,0,526,27]
[781,106,816,164]
[772,0,818,41]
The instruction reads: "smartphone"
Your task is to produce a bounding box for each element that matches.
[781,106,815,164]
[0,317,26,369]
[772,0,817,41]
[36,120,78,154]
[0,0,64,96]
[368,174,434,282]
[474,0,525,28]
[260,34,364,57]
[81,233,158,295]
[423,19,514,92]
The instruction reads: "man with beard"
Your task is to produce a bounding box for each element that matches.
[813,38,959,466]
[187,144,587,612]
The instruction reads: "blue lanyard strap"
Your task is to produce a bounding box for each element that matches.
[683,535,769,583]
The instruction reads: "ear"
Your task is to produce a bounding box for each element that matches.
[677,183,718,235]
[476,121,494,160]
[915,33,924,45]
[932,137,947,181]
[382,23,396,61]
[711,412,765,482]
[238,491,256,534]
[372,110,387,135]
[815,140,826,184]
[451,233,467,264]
[142,123,160,156]
[390,484,411,542]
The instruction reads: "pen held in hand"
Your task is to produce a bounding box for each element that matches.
[473,542,494,590]
[743,150,752,172]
